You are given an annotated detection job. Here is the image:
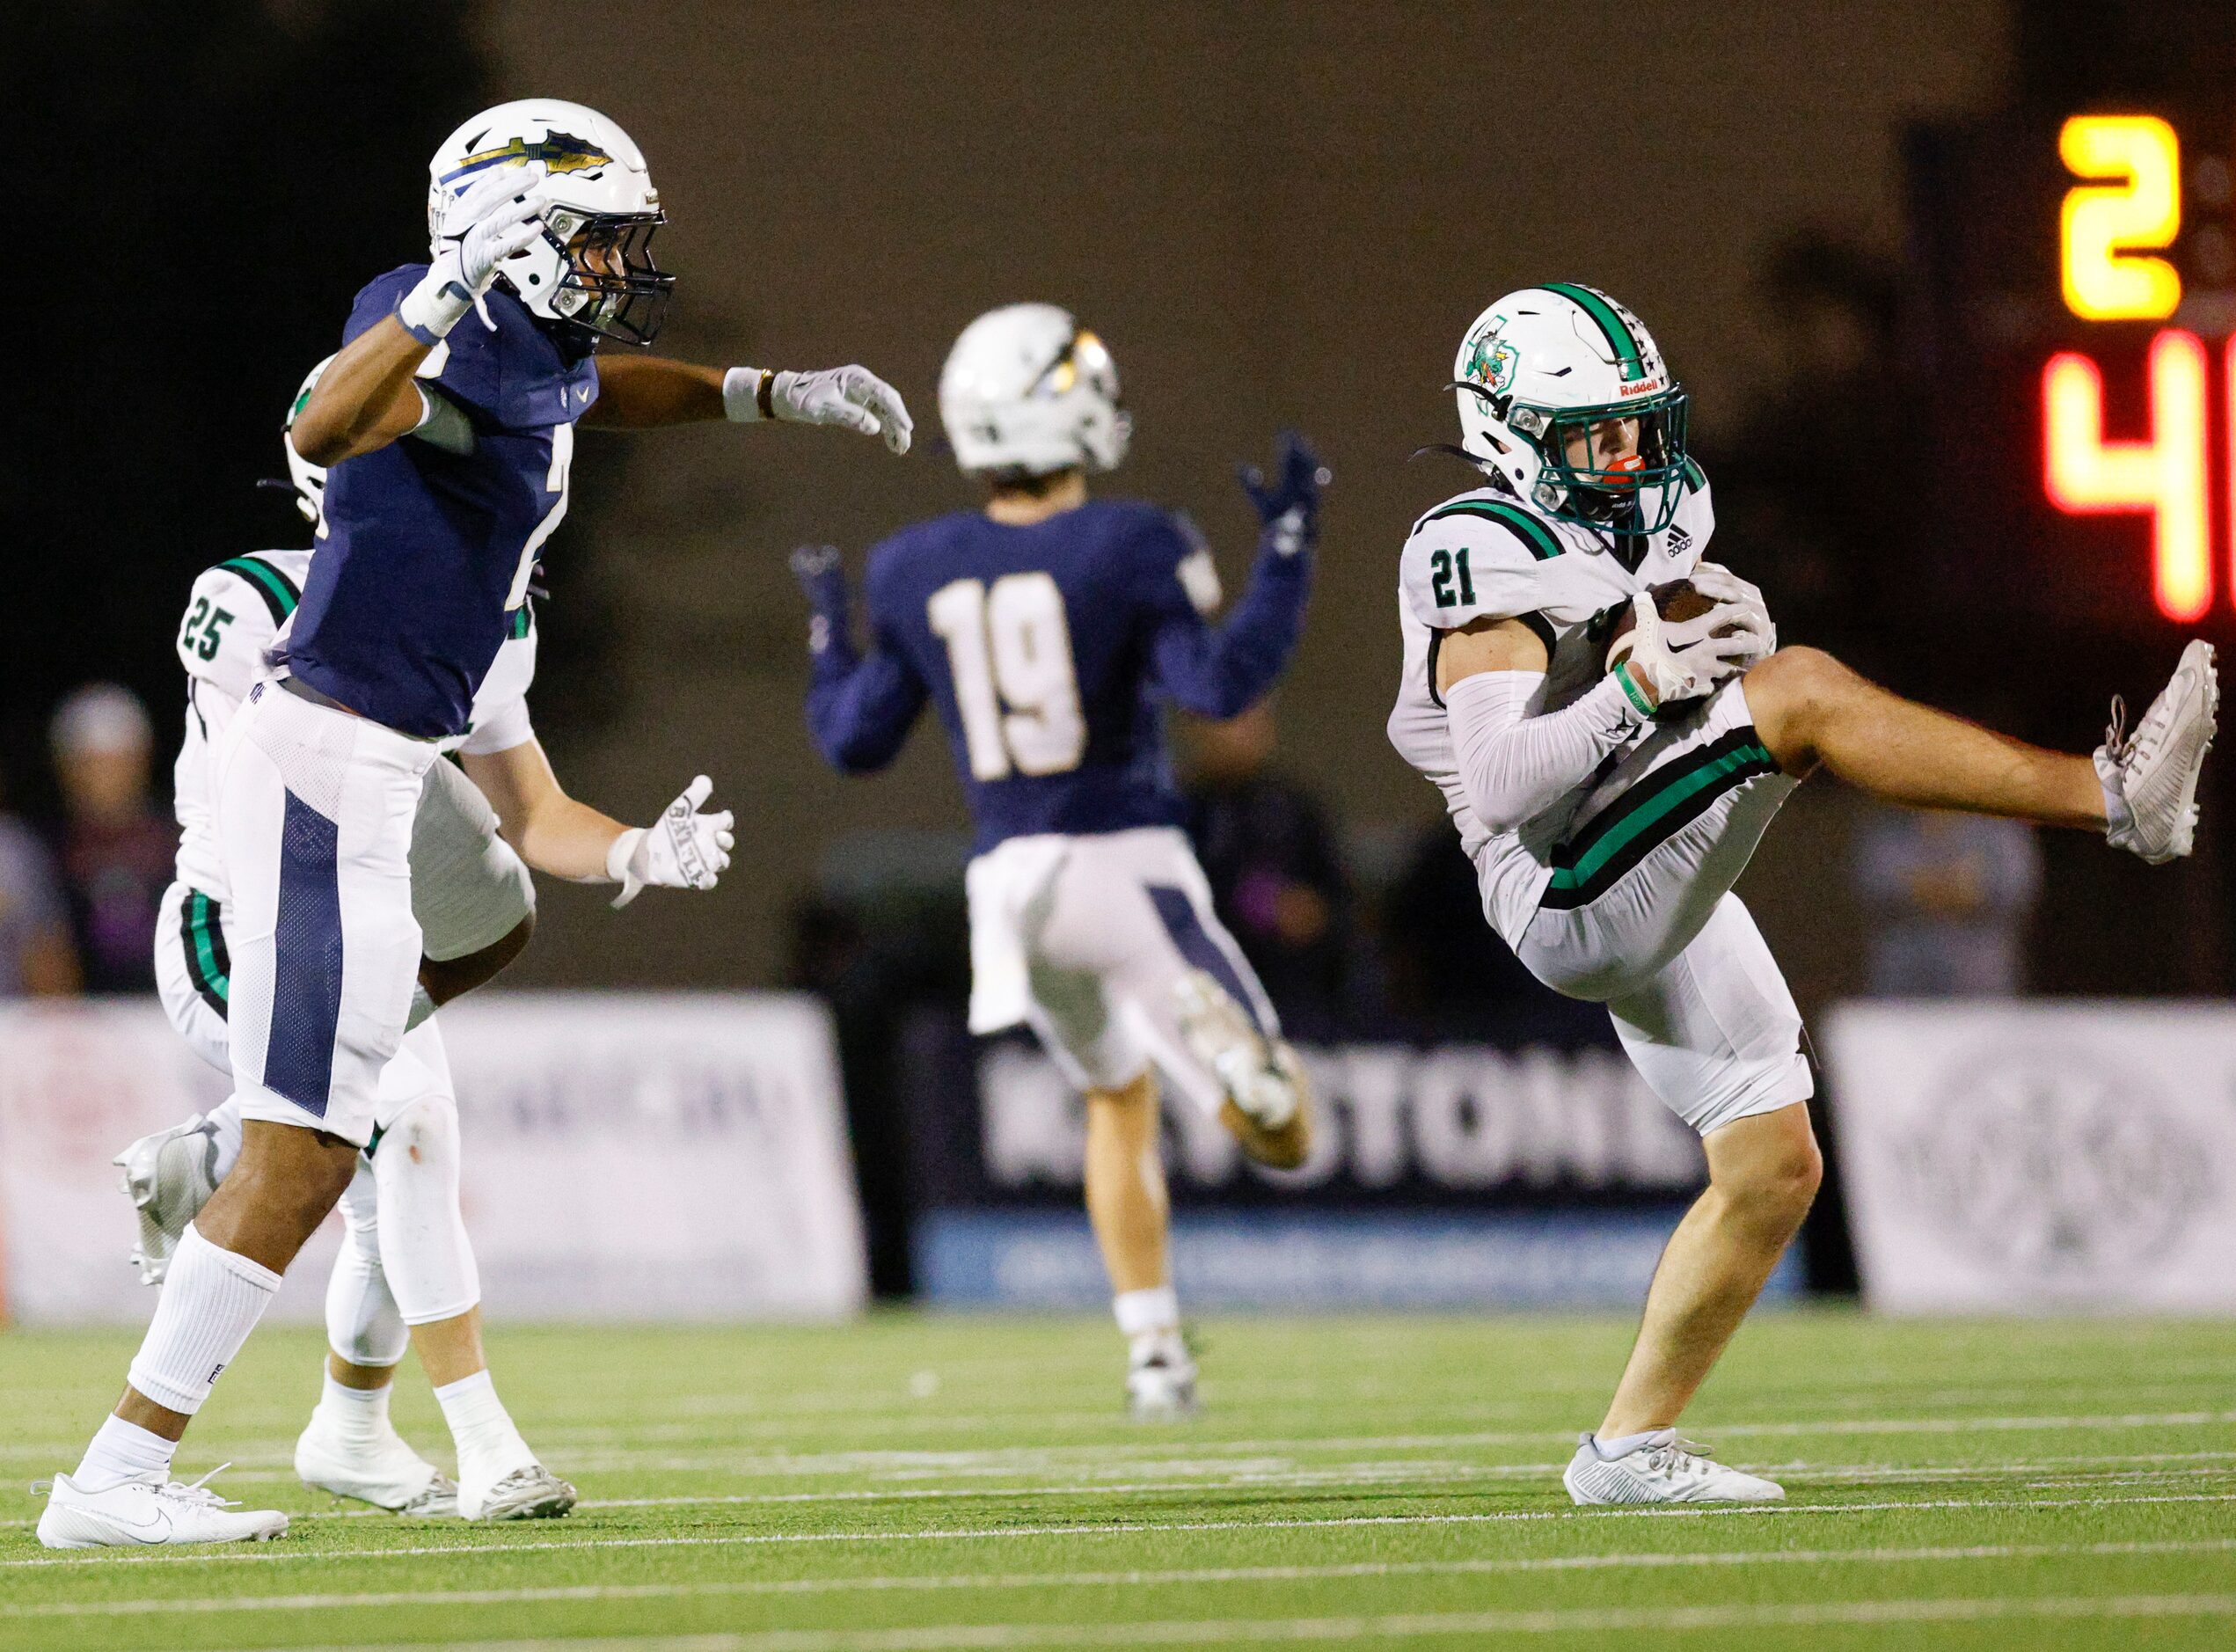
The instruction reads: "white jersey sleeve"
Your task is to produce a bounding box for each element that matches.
[1398,491,1567,639]
[173,550,311,703]
[453,607,540,756]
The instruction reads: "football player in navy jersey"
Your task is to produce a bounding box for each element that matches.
[793,303,1324,1416]
[40,99,914,1550]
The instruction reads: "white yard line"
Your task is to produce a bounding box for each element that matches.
[8,1491,2236,1571]
[9,1402,2236,1466]
[8,1538,2236,1619]
[3,1450,2225,1530]
[216,1592,2236,1651]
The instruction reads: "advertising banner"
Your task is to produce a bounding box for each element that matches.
[0,993,866,1324]
[902,1024,1801,1308]
[1823,1000,2236,1313]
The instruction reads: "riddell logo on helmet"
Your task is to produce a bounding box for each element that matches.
[1617,376,1665,398]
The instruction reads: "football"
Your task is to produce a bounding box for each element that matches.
[1603,578,1722,672]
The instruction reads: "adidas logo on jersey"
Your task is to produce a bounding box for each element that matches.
[1669,525,1693,556]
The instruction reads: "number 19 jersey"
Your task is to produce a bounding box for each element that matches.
[815,498,1309,854]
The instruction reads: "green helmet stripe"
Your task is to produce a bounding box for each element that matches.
[1539,282,1645,382]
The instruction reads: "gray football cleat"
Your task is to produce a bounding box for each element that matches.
[114,1114,222,1285]
[1126,1343,1201,1422]
[295,1412,459,1517]
[1562,1430,1785,1505]
[462,1463,576,1522]
[2099,640,2218,865]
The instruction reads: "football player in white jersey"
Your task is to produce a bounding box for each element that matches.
[1389,283,2218,1505]
[110,362,734,1524]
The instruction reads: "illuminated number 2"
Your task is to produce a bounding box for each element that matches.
[926,573,1086,780]
[2059,115,2181,322]
[2043,330,2210,622]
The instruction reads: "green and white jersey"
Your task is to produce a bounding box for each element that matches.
[170,549,538,903]
[1385,466,1714,941]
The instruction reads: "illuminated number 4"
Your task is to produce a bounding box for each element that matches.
[926,573,1086,780]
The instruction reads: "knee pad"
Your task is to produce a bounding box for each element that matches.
[371,1093,481,1325]
[411,758,537,962]
[326,1163,407,1366]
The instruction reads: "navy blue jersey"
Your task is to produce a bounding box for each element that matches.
[806,498,1311,853]
[283,266,597,738]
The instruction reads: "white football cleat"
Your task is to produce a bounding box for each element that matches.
[461,1463,576,1521]
[1126,1341,1200,1422]
[1173,969,1298,1129]
[1562,1430,1785,1505]
[2099,639,2218,865]
[295,1413,458,1517]
[35,1466,288,1549]
[114,1114,222,1285]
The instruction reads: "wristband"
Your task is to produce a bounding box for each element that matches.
[396,267,474,345]
[1612,660,1657,719]
[722,367,777,423]
[603,828,644,884]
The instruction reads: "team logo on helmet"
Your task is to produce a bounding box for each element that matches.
[441,131,614,186]
[1463,325,1518,395]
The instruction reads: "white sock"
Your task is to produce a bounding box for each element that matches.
[1589,1429,1664,1459]
[125,1224,281,1414]
[1114,1285,1181,1366]
[433,1369,534,1488]
[317,1371,397,1448]
[71,1415,177,1493]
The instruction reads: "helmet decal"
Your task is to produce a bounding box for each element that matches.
[439,131,615,188]
[1462,322,1518,395]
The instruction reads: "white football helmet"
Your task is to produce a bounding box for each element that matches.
[426,99,673,345]
[1451,283,1691,533]
[281,356,333,531]
[939,303,1130,478]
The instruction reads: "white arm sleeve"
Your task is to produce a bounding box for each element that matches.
[1445,669,1645,833]
[458,691,535,756]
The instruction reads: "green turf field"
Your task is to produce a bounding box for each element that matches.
[1,1311,2232,1649]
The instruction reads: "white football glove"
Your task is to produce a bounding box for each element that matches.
[398,164,548,342]
[771,365,915,454]
[1686,561,1777,664]
[606,775,735,910]
[1617,592,1771,712]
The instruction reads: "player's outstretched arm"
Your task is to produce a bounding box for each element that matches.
[585,358,913,453]
[459,739,734,909]
[792,547,929,772]
[1150,431,1326,719]
[296,164,548,465]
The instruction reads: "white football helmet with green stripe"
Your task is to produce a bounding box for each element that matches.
[1451,284,1691,535]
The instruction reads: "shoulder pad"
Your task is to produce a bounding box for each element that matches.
[177,552,303,693]
[1400,493,1564,628]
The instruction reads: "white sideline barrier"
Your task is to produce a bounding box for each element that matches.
[1823,1000,2236,1313]
[0,993,868,1325]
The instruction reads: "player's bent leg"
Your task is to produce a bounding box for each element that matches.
[296,1162,458,1517]
[1083,1069,1198,1421]
[418,910,532,1008]
[367,1082,574,1519]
